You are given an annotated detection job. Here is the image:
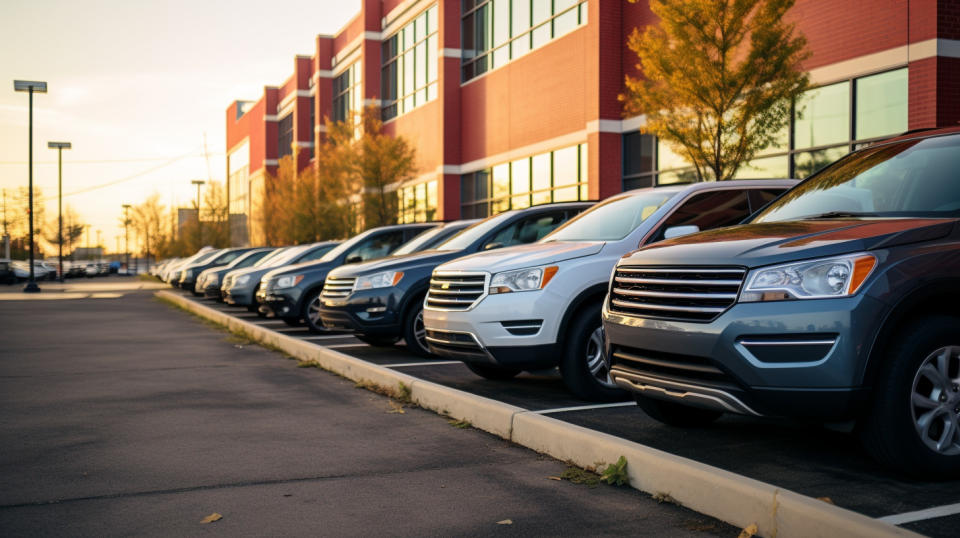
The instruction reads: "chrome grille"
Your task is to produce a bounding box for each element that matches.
[425,272,487,310]
[609,266,746,322]
[322,276,357,299]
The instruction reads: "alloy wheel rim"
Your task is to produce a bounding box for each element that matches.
[308,296,322,324]
[910,345,960,456]
[413,309,427,350]
[586,326,616,388]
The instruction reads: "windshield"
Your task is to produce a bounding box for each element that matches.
[190,250,222,265]
[392,223,472,255]
[252,248,286,267]
[319,230,380,262]
[262,245,309,267]
[543,191,675,242]
[434,212,515,251]
[755,134,960,222]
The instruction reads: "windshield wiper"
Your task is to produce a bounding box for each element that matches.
[803,211,881,219]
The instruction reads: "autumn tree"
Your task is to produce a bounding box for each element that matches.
[44,206,85,259]
[351,106,416,227]
[621,0,810,181]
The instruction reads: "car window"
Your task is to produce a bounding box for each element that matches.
[543,191,674,242]
[392,225,464,255]
[649,190,751,243]
[747,189,786,213]
[235,250,271,268]
[344,231,406,262]
[482,211,570,249]
[298,245,336,263]
[214,250,246,264]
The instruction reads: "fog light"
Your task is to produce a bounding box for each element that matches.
[281,307,289,314]
[367,306,387,313]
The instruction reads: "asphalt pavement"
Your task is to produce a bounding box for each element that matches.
[0,283,734,537]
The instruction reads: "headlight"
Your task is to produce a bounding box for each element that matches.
[739,254,876,302]
[235,275,250,286]
[183,269,194,278]
[208,274,219,286]
[354,271,404,291]
[276,274,304,289]
[489,266,558,294]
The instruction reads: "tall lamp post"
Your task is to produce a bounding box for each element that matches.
[48,141,71,282]
[14,80,47,293]
[122,204,131,274]
[191,179,205,247]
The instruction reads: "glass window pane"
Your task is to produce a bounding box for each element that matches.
[403,50,415,94]
[733,155,789,179]
[493,45,509,68]
[427,82,437,102]
[556,0,578,11]
[475,4,489,53]
[462,13,475,56]
[531,153,551,205]
[493,0,510,46]
[428,6,438,35]
[554,146,578,186]
[475,169,489,200]
[416,13,427,41]
[511,157,530,194]
[492,163,510,200]
[512,0,530,37]
[623,132,655,176]
[553,8,578,38]
[427,35,438,82]
[553,186,578,202]
[793,145,849,179]
[532,0,551,24]
[532,23,551,48]
[461,174,476,203]
[580,143,588,183]
[856,68,908,140]
[416,41,427,88]
[794,81,850,149]
[657,139,690,170]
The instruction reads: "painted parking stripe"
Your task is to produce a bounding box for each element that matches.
[325,344,368,349]
[301,335,357,341]
[531,402,637,415]
[384,361,462,368]
[878,502,960,525]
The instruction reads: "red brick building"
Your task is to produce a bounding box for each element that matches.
[226,0,960,246]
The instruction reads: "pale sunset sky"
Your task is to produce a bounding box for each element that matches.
[0,0,360,252]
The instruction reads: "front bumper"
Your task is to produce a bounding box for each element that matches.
[202,283,221,299]
[423,288,567,369]
[260,288,301,319]
[319,290,402,336]
[223,285,255,306]
[601,295,883,419]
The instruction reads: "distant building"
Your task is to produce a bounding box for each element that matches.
[71,247,104,260]
[226,0,960,245]
[177,208,198,236]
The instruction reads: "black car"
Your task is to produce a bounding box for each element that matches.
[222,242,340,312]
[318,202,593,356]
[258,223,438,331]
[602,127,960,477]
[197,247,276,300]
[179,247,256,294]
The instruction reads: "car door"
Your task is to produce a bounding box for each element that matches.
[343,230,407,263]
[644,188,780,245]
[480,209,577,250]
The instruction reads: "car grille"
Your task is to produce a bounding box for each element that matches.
[609,266,746,322]
[424,329,489,361]
[425,272,487,310]
[609,344,739,389]
[322,276,357,299]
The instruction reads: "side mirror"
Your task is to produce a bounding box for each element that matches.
[345,255,363,264]
[663,225,700,240]
[482,242,504,251]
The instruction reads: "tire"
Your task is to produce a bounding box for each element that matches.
[247,286,260,313]
[635,395,723,427]
[301,289,326,333]
[282,317,301,327]
[559,303,626,402]
[356,334,401,347]
[401,299,432,358]
[465,362,522,380]
[858,316,960,479]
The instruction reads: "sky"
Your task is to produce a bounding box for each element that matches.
[0,0,360,253]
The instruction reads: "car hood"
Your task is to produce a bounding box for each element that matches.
[438,241,605,272]
[263,259,339,281]
[625,218,956,267]
[326,250,465,279]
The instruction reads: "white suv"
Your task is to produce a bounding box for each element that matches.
[423,180,796,400]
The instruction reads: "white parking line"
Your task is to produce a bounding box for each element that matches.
[324,344,367,349]
[878,502,960,525]
[385,361,462,368]
[301,335,356,341]
[532,402,637,415]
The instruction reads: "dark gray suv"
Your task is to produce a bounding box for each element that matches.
[602,127,960,478]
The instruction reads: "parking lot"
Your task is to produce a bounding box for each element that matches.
[171,288,960,537]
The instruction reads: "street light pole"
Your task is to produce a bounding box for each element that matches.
[14,80,47,293]
[122,204,131,275]
[191,179,205,248]
[48,142,71,282]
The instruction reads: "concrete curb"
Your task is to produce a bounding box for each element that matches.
[157,291,918,538]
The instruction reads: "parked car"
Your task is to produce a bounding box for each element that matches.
[179,247,256,294]
[222,242,339,312]
[167,249,220,287]
[197,247,276,299]
[602,127,960,478]
[320,204,593,354]
[258,223,438,331]
[421,182,794,399]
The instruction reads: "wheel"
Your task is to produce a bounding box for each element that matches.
[859,316,960,479]
[301,289,326,333]
[282,317,301,327]
[356,334,401,347]
[402,300,432,357]
[559,303,626,401]
[635,395,722,427]
[247,286,260,312]
[465,362,522,380]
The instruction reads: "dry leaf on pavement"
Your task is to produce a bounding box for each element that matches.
[497,519,513,525]
[200,513,222,524]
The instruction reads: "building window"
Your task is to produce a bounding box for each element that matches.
[640,67,909,182]
[382,5,439,121]
[277,113,294,159]
[308,98,315,159]
[461,0,588,82]
[398,180,439,223]
[333,62,362,123]
[622,132,656,190]
[460,143,589,218]
[228,141,251,244]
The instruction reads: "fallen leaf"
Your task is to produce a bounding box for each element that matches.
[817,497,834,505]
[547,476,562,481]
[388,401,405,414]
[497,519,513,525]
[200,513,222,524]
[738,523,758,538]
